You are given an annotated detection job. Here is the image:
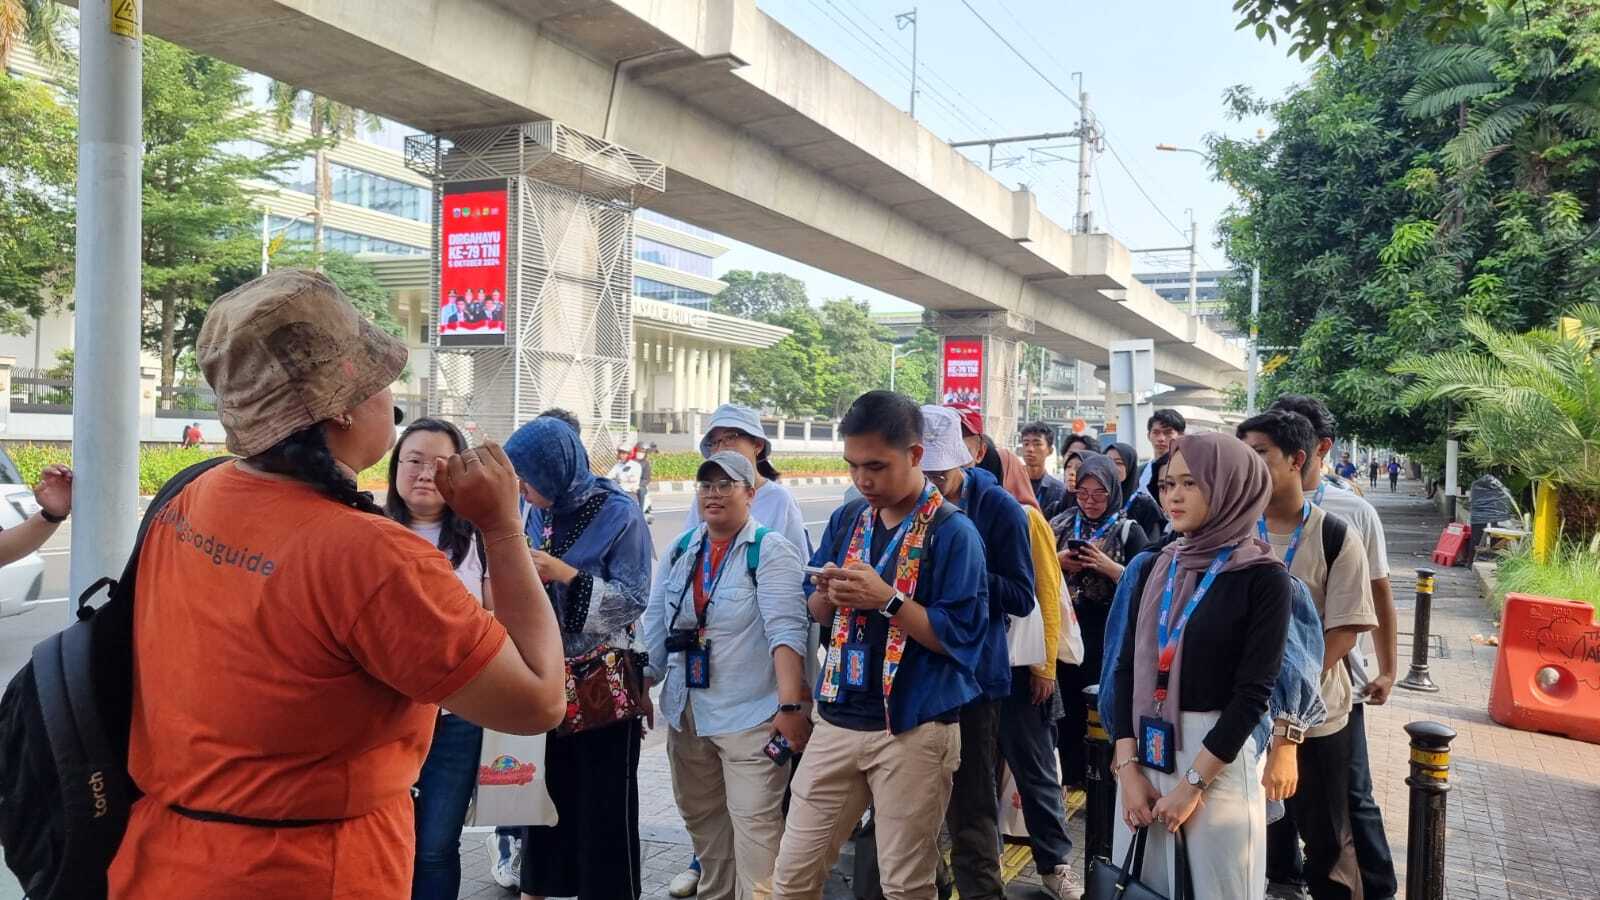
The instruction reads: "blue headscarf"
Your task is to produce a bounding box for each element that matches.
[504,417,652,658]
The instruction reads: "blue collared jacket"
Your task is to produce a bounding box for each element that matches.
[950,466,1036,700]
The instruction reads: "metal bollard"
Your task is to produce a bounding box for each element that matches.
[1404,721,1457,900]
[1398,567,1441,692]
[1081,685,1114,872]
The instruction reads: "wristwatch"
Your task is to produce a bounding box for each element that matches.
[1184,767,1211,791]
[879,591,907,618]
[777,703,804,714]
[40,509,67,525]
[1271,722,1307,745]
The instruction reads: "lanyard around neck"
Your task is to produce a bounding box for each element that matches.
[1258,501,1312,568]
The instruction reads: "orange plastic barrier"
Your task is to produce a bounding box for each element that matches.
[1431,523,1471,567]
[1489,593,1600,744]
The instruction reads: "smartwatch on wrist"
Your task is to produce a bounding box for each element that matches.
[879,591,907,618]
[40,509,66,525]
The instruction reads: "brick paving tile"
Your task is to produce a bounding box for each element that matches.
[453,486,1600,900]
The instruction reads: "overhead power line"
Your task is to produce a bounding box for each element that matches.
[956,0,1080,111]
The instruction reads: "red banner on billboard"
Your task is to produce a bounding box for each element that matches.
[439,180,508,347]
[941,339,983,405]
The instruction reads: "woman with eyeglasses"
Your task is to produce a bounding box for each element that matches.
[1105,441,1168,538]
[385,418,493,900]
[1049,451,1150,790]
[642,452,810,900]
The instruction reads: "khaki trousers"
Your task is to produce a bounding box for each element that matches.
[770,718,961,900]
[668,702,790,900]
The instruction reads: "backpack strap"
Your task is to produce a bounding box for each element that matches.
[746,526,771,587]
[668,528,698,570]
[1320,510,1348,569]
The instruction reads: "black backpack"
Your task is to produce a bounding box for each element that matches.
[0,457,229,899]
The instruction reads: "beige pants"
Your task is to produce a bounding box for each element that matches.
[770,718,961,900]
[668,702,790,900]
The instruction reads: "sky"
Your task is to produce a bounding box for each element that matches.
[715,0,1313,311]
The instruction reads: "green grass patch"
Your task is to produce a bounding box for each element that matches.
[1491,541,1600,613]
[648,452,847,481]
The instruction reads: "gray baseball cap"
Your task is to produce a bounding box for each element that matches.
[697,450,756,486]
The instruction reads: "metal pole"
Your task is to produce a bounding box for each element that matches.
[1246,263,1260,415]
[889,346,898,393]
[1075,86,1093,233]
[72,0,143,612]
[260,211,270,276]
[1081,685,1114,873]
[908,7,917,120]
[1404,721,1457,900]
[1187,208,1199,319]
[1398,567,1441,692]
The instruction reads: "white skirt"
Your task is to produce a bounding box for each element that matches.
[1112,710,1266,900]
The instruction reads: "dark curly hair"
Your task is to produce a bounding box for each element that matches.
[247,425,385,516]
[385,417,479,568]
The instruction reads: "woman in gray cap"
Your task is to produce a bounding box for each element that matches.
[107,269,567,900]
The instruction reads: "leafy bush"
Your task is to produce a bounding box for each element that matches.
[4,443,394,495]
[1492,541,1600,613]
[647,452,847,482]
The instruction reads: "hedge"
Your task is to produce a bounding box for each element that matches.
[648,452,847,482]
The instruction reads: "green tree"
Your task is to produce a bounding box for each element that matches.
[266,84,379,256]
[730,303,835,416]
[1236,0,1488,59]
[0,72,74,334]
[818,298,893,417]
[141,39,311,398]
[891,326,941,405]
[710,270,810,320]
[0,0,66,69]
[1393,306,1600,536]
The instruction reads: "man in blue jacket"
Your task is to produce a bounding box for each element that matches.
[771,392,990,900]
[919,405,1037,899]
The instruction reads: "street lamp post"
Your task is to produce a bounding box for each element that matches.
[889,344,924,393]
[261,211,314,275]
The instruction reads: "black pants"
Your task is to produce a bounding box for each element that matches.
[1280,721,1363,900]
[521,719,643,899]
[1058,601,1109,787]
[1347,704,1398,898]
[944,697,1004,900]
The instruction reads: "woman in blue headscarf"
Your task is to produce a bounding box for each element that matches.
[503,417,653,900]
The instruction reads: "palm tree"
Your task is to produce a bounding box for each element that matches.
[1393,305,1600,537]
[1402,7,1600,191]
[264,84,379,259]
[0,0,67,70]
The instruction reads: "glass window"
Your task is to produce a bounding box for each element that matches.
[268,216,427,256]
[634,237,713,277]
[279,162,432,224]
[636,208,716,240]
[634,276,710,309]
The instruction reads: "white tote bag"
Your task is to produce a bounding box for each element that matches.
[1006,601,1048,669]
[999,756,1062,839]
[1056,580,1085,665]
[471,729,559,828]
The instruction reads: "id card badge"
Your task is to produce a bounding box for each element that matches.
[685,642,712,689]
[842,642,870,691]
[1138,715,1177,774]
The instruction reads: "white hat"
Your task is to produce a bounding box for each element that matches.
[919,405,973,471]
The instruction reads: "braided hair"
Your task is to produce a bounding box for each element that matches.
[385,418,480,568]
[248,425,385,516]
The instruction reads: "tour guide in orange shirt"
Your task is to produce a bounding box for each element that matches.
[770,391,990,899]
[107,269,567,899]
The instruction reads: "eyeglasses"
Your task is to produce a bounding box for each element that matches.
[398,456,445,472]
[696,479,741,496]
[1075,488,1109,501]
[706,431,750,449]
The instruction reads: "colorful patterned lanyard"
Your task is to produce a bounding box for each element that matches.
[1258,501,1312,568]
[1154,546,1235,711]
[818,483,943,724]
[1074,509,1122,542]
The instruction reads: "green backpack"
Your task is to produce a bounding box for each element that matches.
[669,526,772,587]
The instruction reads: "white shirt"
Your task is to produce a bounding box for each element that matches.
[1311,482,1390,699]
[412,522,485,716]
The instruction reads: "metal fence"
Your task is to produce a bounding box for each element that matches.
[156,384,219,419]
[11,368,72,413]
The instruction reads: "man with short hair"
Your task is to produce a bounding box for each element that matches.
[1019,421,1070,519]
[1240,409,1376,900]
[1336,453,1358,480]
[1271,395,1400,900]
[771,391,990,900]
[1135,409,1185,495]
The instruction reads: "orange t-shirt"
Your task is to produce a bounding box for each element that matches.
[108,463,507,899]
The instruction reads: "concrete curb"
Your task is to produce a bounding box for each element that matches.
[649,475,850,494]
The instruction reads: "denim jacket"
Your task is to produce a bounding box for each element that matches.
[1098,551,1327,752]
[642,519,810,737]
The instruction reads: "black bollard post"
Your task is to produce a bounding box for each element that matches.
[1081,685,1114,872]
[1404,721,1457,900]
[1398,567,1441,692]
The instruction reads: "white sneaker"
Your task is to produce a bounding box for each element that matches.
[485,832,521,891]
[1041,863,1085,900]
[668,863,701,897]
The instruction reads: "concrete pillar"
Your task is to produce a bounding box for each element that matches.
[719,349,732,406]
[672,343,686,414]
[708,347,722,411]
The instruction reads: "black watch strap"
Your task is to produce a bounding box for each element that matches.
[778,703,804,714]
[40,509,66,525]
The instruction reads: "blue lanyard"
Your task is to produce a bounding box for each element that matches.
[1312,481,1327,507]
[859,482,932,576]
[699,534,732,603]
[1157,546,1235,661]
[1074,509,1121,542]
[1258,501,1312,568]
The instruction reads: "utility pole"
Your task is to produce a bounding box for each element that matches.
[1246,263,1261,416]
[1186,208,1199,319]
[73,0,143,611]
[896,9,918,119]
[1073,73,1100,233]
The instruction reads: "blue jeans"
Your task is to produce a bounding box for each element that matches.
[998,669,1073,871]
[412,714,483,900]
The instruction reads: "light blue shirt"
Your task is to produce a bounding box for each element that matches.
[642,518,810,736]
